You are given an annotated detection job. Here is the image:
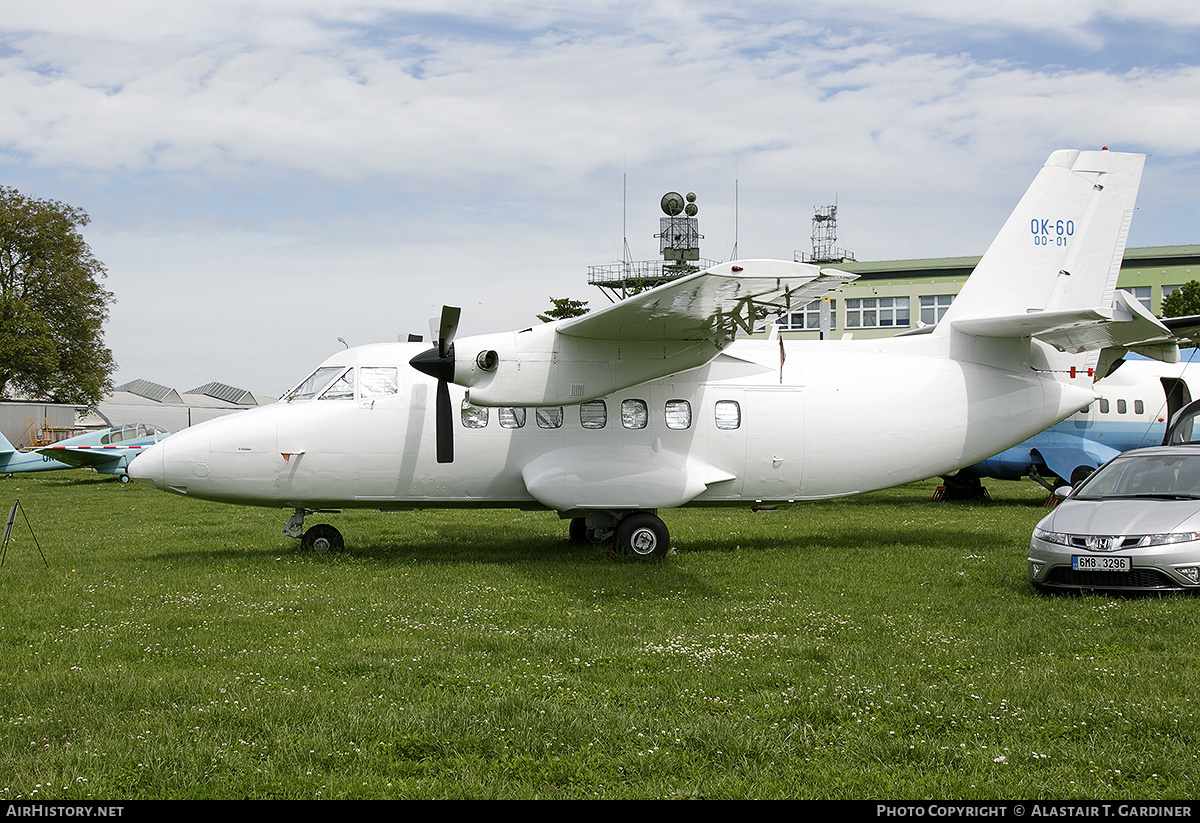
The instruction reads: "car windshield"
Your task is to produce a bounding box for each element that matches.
[1073,452,1200,500]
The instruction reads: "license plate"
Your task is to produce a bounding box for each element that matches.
[1073,555,1131,572]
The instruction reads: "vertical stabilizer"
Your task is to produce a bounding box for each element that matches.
[0,431,16,454]
[936,149,1145,329]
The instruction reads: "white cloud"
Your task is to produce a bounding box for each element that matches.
[2,2,1199,392]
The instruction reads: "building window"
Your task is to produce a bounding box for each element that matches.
[499,408,526,429]
[536,407,563,429]
[580,400,607,429]
[665,400,692,430]
[622,399,648,429]
[776,299,835,331]
[715,400,741,430]
[920,294,955,325]
[1128,287,1152,311]
[845,297,909,328]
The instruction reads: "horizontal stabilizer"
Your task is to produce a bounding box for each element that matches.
[953,290,1180,362]
[37,445,128,471]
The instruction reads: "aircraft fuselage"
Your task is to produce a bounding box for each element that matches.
[130,334,1093,514]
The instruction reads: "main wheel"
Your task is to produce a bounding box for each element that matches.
[301,523,344,553]
[615,513,670,559]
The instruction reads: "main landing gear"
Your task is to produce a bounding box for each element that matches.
[569,510,672,559]
[284,508,345,552]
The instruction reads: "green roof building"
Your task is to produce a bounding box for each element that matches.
[773,244,1200,339]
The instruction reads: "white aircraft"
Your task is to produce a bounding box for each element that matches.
[130,149,1181,557]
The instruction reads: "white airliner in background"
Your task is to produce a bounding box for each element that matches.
[130,149,1180,557]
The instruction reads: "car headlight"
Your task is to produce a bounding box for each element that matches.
[1033,527,1071,546]
[1135,532,1200,548]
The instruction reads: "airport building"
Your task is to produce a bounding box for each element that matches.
[770,244,1200,339]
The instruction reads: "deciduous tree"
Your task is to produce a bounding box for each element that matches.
[1161,280,1200,318]
[0,187,115,405]
[536,296,590,323]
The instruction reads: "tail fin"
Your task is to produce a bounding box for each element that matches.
[0,430,16,454]
[936,149,1145,329]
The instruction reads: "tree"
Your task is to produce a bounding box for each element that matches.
[1161,280,1200,318]
[537,296,590,323]
[0,187,116,405]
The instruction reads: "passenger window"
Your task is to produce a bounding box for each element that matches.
[500,408,526,429]
[715,400,741,430]
[1117,399,1127,414]
[461,401,488,429]
[665,400,691,430]
[580,401,607,429]
[622,399,648,429]
[536,407,564,429]
[1099,399,1110,414]
[360,367,398,398]
[1135,400,1144,415]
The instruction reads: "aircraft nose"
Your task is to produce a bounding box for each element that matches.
[127,441,165,488]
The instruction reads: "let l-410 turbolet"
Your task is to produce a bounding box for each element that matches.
[130,149,1180,557]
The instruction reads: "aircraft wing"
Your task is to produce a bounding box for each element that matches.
[456,259,856,407]
[37,445,136,473]
[557,259,856,346]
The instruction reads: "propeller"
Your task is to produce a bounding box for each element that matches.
[409,305,461,463]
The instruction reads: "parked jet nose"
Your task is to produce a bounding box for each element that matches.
[126,419,213,494]
[127,441,165,489]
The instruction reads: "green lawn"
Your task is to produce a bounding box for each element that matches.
[1,472,1196,799]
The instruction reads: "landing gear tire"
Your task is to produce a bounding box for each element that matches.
[301,524,344,553]
[615,512,670,559]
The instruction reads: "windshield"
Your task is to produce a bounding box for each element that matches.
[1073,452,1200,500]
[285,366,344,402]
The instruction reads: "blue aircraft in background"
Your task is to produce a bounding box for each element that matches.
[2,423,170,482]
[944,355,1200,497]
[0,430,74,474]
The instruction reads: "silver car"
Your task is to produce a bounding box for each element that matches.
[1028,446,1200,593]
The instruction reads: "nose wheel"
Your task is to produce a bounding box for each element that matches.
[285,509,345,552]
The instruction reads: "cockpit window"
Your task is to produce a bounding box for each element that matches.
[286,367,344,402]
[320,369,356,401]
[360,367,399,399]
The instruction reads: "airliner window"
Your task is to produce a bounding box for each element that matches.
[461,400,488,429]
[1118,399,1127,414]
[622,399,648,429]
[320,370,355,401]
[715,400,741,430]
[580,400,607,429]
[1100,399,1110,414]
[665,400,691,430]
[286,366,343,402]
[536,407,564,429]
[500,408,526,429]
[1135,400,1144,415]
[360,367,398,398]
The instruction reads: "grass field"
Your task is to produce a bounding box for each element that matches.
[1,471,1197,799]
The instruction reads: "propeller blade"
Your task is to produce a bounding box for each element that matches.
[435,378,454,463]
[438,305,461,358]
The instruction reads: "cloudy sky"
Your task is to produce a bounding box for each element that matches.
[4,1,1200,396]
